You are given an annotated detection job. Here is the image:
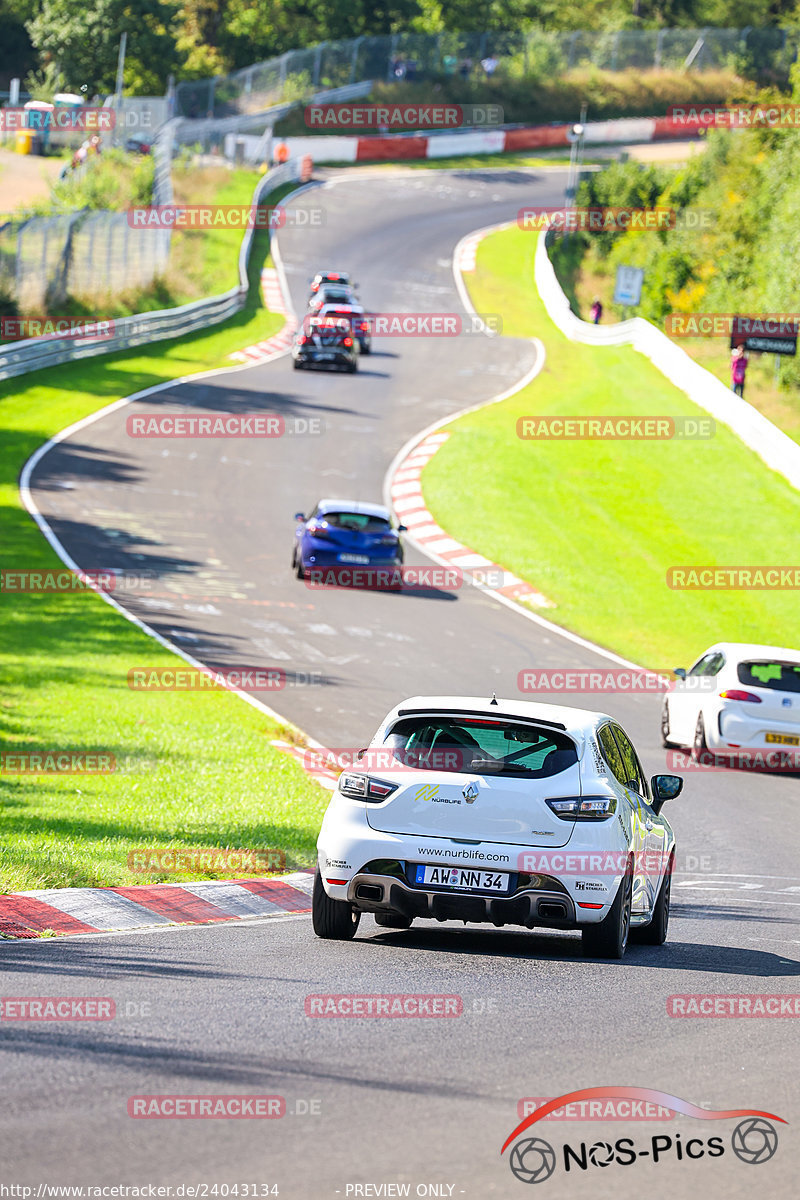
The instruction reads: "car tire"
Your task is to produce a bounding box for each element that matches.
[581,861,632,959]
[294,556,305,580]
[347,362,357,373]
[633,853,672,946]
[691,713,708,762]
[360,343,371,355]
[293,359,303,370]
[312,868,360,940]
[660,700,680,749]
[374,912,413,929]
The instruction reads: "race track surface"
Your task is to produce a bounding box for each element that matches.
[7,166,799,1196]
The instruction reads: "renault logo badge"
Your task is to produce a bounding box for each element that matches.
[462,781,479,803]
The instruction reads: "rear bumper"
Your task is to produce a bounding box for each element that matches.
[346,871,596,928]
[712,705,800,750]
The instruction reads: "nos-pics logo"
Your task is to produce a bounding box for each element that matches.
[502,1087,784,1184]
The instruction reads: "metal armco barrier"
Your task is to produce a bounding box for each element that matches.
[0,157,304,382]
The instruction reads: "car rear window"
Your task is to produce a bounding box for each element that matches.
[322,512,391,532]
[738,660,800,692]
[382,716,578,778]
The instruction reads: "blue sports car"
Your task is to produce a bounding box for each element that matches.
[292,500,406,581]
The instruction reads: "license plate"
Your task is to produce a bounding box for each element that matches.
[316,353,335,360]
[765,733,800,745]
[339,553,370,564]
[414,864,509,893]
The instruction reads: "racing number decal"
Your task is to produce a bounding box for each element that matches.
[414,784,440,802]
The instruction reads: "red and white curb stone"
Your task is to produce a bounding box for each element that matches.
[389,436,551,608]
[0,872,314,940]
[229,268,297,365]
[455,232,482,274]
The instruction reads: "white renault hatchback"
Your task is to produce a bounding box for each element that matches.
[313,696,682,958]
[661,642,800,759]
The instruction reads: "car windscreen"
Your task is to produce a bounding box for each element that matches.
[738,660,800,692]
[382,716,578,778]
[321,512,391,532]
[320,291,354,303]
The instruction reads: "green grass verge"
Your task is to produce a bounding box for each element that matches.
[421,225,800,668]
[0,216,329,897]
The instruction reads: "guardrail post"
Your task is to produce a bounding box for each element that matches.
[655,28,664,68]
[349,37,364,84]
[313,44,325,89]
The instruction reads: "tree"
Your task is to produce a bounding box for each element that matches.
[27,0,180,95]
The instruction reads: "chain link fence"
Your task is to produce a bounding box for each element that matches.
[5,123,175,311]
[174,26,798,119]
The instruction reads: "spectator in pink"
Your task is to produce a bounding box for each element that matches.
[731,345,749,396]
[590,297,602,324]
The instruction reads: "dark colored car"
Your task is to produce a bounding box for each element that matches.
[292,500,406,579]
[316,304,372,354]
[292,319,358,372]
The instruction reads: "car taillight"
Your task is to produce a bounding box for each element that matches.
[719,689,762,703]
[297,335,307,345]
[359,322,369,332]
[307,520,331,538]
[546,796,616,820]
[343,336,353,346]
[338,773,398,802]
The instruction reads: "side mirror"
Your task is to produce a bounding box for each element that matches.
[674,667,686,679]
[650,773,683,813]
[397,524,407,533]
[356,748,367,761]
[294,512,306,521]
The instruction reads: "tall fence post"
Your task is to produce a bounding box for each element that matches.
[655,28,664,68]
[349,37,364,84]
[313,43,324,89]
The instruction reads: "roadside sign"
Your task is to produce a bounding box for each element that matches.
[729,317,798,356]
[613,265,644,307]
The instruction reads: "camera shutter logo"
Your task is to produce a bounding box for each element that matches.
[509,1137,557,1184]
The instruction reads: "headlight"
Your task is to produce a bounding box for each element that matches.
[546,795,616,820]
[338,773,398,802]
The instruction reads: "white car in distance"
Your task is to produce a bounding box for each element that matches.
[661,641,800,759]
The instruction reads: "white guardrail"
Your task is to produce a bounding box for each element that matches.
[0,157,305,383]
[535,231,800,494]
